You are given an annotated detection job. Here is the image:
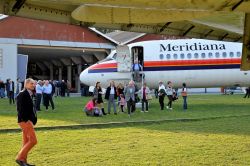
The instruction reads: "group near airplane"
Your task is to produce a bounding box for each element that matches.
[80,39,250,88]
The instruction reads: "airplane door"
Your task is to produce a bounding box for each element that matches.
[116,45,132,72]
[132,46,144,69]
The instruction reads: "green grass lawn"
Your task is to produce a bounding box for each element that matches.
[0,94,250,165]
[1,116,250,166]
[0,94,250,129]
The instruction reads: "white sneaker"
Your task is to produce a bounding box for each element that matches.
[145,110,148,112]
[169,108,173,110]
[166,106,169,109]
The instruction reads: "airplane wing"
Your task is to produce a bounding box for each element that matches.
[1,0,250,70]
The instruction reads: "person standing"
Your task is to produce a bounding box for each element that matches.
[7,79,15,104]
[119,94,126,113]
[181,83,188,110]
[15,78,37,166]
[54,80,60,97]
[132,60,143,81]
[66,80,71,97]
[166,81,174,110]
[158,81,165,110]
[243,87,250,98]
[16,78,23,98]
[0,79,5,98]
[93,82,106,115]
[35,80,43,111]
[116,83,124,104]
[60,80,66,97]
[124,80,136,117]
[139,83,150,112]
[43,80,55,111]
[105,81,118,115]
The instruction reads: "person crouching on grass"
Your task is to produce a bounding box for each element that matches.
[84,98,102,117]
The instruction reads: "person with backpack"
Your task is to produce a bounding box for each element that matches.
[158,81,165,110]
[181,83,188,110]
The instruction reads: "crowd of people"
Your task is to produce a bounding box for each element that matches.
[83,80,189,117]
[84,80,151,117]
[0,78,73,111]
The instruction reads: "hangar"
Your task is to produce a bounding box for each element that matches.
[0,16,117,92]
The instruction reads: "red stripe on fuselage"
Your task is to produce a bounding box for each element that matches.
[144,59,241,67]
[89,59,241,69]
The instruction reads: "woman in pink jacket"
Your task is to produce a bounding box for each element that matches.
[84,98,101,116]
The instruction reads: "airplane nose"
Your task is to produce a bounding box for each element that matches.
[79,68,90,85]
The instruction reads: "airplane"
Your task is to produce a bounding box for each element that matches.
[0,0,250,70]
[80,39,250,88]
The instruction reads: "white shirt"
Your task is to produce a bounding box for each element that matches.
[158,84,165,91]
[16,82,22,93]
[36,84,44,94]
[110,87,115,94]
[166,86,173,95]
[43,84,52,94]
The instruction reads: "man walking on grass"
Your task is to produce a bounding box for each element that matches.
[16,78,37,166]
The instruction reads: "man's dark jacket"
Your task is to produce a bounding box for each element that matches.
[16,89,37,125]
[105,86,117,100]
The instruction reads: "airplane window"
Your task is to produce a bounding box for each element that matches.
[229,52,234,57]
[173,54,178,59]
[208,52,213,58]
[187,53,192,59]
[201,53,206,58]
[194,53,199,59]
[112,53,117,59]
[222,52,227,58]
[237,52,241,57]
[215,52,220,58]
[166,54,171,59]
[180,53,185,59]
[159,54,164,60]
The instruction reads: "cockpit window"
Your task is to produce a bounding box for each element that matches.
[112,53,117,59]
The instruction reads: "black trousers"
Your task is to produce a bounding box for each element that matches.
[142,98,148,111]
[243,89,250,98]
[43,93,55,110]
[8,91,15,104]
[36,93,42,111]
[159,95,164,110]
[127,98,135,115]
[167,95,173,108]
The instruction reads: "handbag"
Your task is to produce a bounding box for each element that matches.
[146,94,153,100]
[181,91,187,97]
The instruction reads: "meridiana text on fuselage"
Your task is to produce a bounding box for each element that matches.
[160,42,226,52]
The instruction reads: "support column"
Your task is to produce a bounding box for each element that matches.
[76,64,82,93]
[67,65,72,83]
[71,57,83,93]
[49,64,53,80]
[59,67,62,81]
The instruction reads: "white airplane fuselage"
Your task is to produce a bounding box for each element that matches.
[80,39,250,88]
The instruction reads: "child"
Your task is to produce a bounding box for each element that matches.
[119,94,126,113]
[84,98,102,116]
